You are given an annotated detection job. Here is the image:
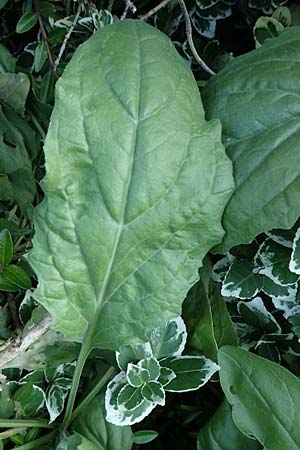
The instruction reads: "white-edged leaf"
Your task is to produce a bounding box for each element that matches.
[116,343,153,371]
[158,367,176,387]
[211,255,234,283]
[290,227,300,275]
[222,260,262,299]
[45,377,72,423]
[126,363,145,387]
[256,239,299,286]
[238,297,281,334]
[161,356,219,392]
[266,229,294,248]
[141,381,165,406]
[105,372,156,426]
[139,357,160,381]
[145,316,187,359]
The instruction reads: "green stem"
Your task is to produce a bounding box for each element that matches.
[70,366,116,423]
[13,431,56,450]
[30,112,46,141]
[0,420,53,429]
[61,327,94,430]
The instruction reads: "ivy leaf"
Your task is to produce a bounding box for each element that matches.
[218,346,300,450]
[221,260,262,299]
[0,229,13,265]
[29,20,233,350]
[161,356,219,392]
[116,343,153,372]
[203,28,300,252]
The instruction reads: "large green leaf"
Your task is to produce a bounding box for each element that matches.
[218,346,300,450]
[29,20,233,350]
[202,28,300,252]
[72,392,133,450]
[197,399,262,450]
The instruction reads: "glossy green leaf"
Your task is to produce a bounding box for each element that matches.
[219,346,300,450]
[73,391,133,450]
[222,260,262,299]
[210,282,238,347]
[0,73,30,114]
[161,356,219,392]
[13,383,45,417]
[3,265,31,289]
[0,273,19,291]
[29,20,233,349]
[197,399,262,450]
[0,229,13,265]
[141,380,165,405]
[34,41,47,72]
[202,28,300,252]
[0,44,15,73]
[184,275,218,361]
[16,12,38,34]
[0,106,35,210]
[133,430,158,445]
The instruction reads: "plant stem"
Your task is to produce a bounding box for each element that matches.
[121,0,137,20]
[34,0,57,77]
[13,431,56,450]
[140,0,170,20]
[0,427,27,439]
[30,113,46,141]
[61,328,94,430]
[178,0,215,76]
[70,366,116,423]
[0,420,53,429]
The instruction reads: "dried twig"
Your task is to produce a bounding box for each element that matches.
[140,0,170,20]
[178,0,215,76]
[34,0,57,78]
[121,0,137,20]
[54,1,83,70]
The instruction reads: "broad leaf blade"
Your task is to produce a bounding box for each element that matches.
[218,346,300,450]
[73,391,133,450]
[0,229,13,265]
[29,20,233,349]
[202,28,300,252]
[197,399,262,450]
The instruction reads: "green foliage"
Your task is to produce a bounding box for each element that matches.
[219,346,300,449]
[1,2,300,450]
[203,27,300,252]
[29,20,232,350]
